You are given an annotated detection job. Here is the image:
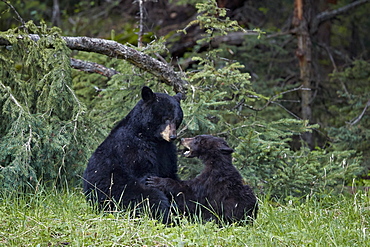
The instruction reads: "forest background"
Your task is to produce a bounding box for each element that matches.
[0,0,369,200]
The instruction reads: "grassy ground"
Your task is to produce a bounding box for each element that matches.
[0,188,368,246]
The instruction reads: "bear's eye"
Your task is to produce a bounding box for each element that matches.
[162,118,171,124]
[195,137,202,144]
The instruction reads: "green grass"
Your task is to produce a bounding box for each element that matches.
[0,188,368,246]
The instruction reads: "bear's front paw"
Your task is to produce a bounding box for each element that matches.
[145,177,159,188]
[145,176,163,188]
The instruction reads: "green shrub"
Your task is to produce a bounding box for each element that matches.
[0,21,97,190]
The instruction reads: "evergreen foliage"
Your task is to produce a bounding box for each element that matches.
[0,21,96,190]
[174,0,362,198]
[327,60,370,182]
[233,122,362,198]
[0,1,364,198]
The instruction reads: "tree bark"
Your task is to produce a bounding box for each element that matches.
[70,58,119,78]
[0,35,188,93]
[52,0,61,27]
[292,0,314,147]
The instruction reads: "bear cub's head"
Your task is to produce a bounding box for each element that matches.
[181,135,234,158]
[140,86,183,142]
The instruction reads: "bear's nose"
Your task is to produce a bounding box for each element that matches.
[170,135,177,141]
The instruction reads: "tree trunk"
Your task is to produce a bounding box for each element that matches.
[293,0,313,148]
[52,0,61,27]
[291,0,369,148]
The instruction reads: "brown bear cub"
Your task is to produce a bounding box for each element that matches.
[146,135,258,224]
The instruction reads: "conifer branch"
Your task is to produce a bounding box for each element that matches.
[24,125,33,153]
[0,81,26,112]
[0,34,188,93]
[65,84,82,122]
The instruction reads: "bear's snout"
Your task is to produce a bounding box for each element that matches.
[161,123,178,142]
[169,134,177,141]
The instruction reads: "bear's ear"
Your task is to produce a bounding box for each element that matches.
[173,93,183,103]
[142,86,155,102]
[220,146,234,155]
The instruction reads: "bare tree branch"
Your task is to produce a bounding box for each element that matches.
[0,34,188,93]
[0,0,26,28]
[70,58,119,78]
[170,30,260,59]
[244,86,311,112]
[312,0,370,33]
[347,99,370,126]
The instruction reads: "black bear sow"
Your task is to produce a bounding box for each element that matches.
[83,86,183,220]
[146,135,258,224]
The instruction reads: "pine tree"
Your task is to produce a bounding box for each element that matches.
[0,21,97,190]
[175,0,363,198]
[0,1,363,198]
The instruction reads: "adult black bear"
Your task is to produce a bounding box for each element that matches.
[146,135,258,224]
[83,86,183,221]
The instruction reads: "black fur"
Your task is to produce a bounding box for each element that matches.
[83,86,183,221]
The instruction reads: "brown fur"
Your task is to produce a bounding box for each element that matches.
[146,135,258,224]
